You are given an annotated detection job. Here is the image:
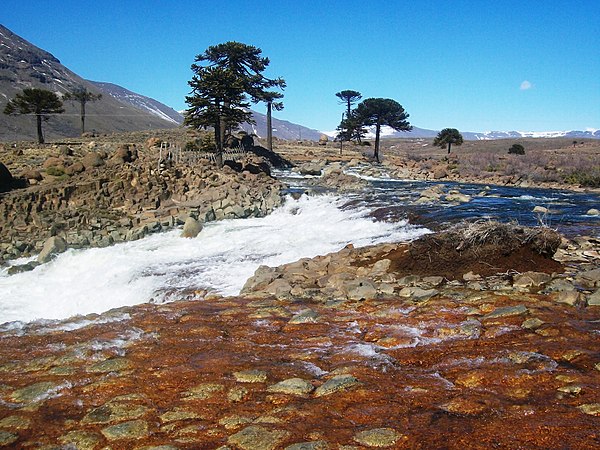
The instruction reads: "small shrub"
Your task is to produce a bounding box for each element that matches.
[508,144,525,155]
[184,140,200,152]
[562,170,600,188]
[45,166,65,177]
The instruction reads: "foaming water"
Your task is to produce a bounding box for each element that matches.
[0,194,427,325]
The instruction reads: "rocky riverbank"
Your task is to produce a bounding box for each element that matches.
[0,224,599,448]
[0,138,284,265]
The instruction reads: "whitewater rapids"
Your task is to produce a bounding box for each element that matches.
[0,194,427,325]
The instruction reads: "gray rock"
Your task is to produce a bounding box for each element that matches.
[586,208,600,216]
[587,289,600,306]
[353,428,402,447]
[181,216,202,238]
[228,425,290,450]
[314,375,360,397]
[37,236,67,263]
[285,441,329,450]
[83,402,148,424]
[267,378,314,396]
[82,152,105,169]
[555,290,580,306]
[578,403,600,416]
[344,278,377,300]
[87,357,131,373]
[59,430,102,450]
[233,370,268,383]
[482,304,528,320]
[289,309,319,324]
[0,431,18,446]
[101,419,149,441]
[10,381,62,404]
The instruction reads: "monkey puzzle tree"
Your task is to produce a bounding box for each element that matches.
[63,86,102,135]
[433,128,464,154]
[335,90,362,144]
[262,90,284,152]
[354,98,412,163]
[335,90,362,119]
[184,41,285,168]
[3,88,64,144]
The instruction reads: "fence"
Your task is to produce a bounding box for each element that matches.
[157,142,248,168]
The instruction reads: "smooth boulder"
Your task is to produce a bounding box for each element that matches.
[37,236,67,263]
[181,217,202,238]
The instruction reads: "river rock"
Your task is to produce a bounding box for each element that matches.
[228,425,290,450]
[267,378,314,395]
[181,216,202,238]
[587,289,600,306]
[101,419,149,441]
[37,236,67,263]
[0,431,18,446]
[533,205,549,214]
[353,428,402,447]
[482,304,528,320]
[314,375,360,397]
[298,162,324,176]
[59,430,102,450]
[586,209,599,216]
[285,441,329,450]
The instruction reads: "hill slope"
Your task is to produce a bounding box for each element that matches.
[0,24,177,142]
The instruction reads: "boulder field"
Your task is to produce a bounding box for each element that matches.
[0,141,284,263]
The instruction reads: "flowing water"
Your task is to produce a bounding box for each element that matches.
[1,171,598,326]
[0,193,427,325]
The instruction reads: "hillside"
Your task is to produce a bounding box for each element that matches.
[0,24,177,142]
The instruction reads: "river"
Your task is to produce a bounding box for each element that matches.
[0,171,598,326]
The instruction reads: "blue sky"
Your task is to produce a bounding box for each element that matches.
[2,0,599,132]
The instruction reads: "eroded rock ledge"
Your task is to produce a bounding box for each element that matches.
[0,143,284,263]
[242,222,600,307]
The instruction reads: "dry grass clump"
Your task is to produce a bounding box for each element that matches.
[453,220,561,257]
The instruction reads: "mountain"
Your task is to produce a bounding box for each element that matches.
[325,125,600,141]
[464,129,600,140]
[89,81,183,125]
[0,24,177,142]
[240,109,323,141]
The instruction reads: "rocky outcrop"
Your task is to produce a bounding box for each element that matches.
[0,146,284,262]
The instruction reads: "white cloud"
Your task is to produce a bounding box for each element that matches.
[520,80,533,90]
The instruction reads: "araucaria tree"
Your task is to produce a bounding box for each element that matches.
[335,90,362,120]
[184,41,285,167]
[262,91,284,152]
[63,86,102,135]
[433,128,464,154]
[354,98,412,162]
[3,88,64,143]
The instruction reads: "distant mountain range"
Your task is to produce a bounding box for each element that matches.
[0,24,177,142]
[325,126,600,141]
[0,24,596,142]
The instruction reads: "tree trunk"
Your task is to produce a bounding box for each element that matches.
[374,121,381,163]
[267,101,273,152]
[36,114,44,144]
[448,142,452,154]
[214,116,224,169]
[80,99,86,135]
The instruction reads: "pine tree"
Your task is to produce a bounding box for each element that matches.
[354,98,412,162]
[63,86,102,135]
[3,88,64,144]
[433,128,464,154]
[184,42,285,167]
